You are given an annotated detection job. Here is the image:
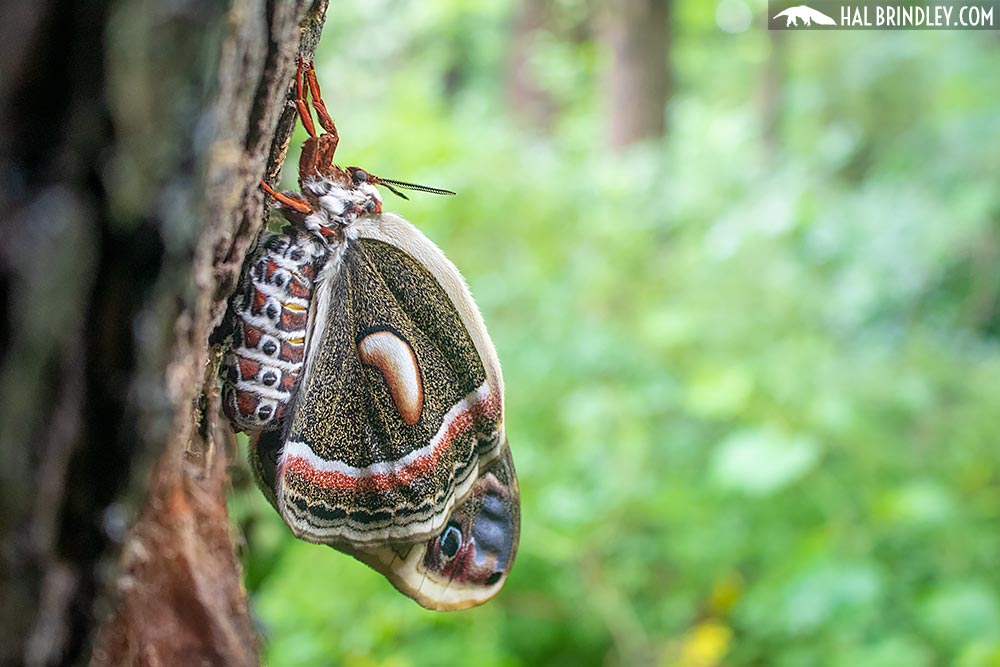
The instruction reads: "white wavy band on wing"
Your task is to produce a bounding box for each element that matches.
[278,382,495,480]
[275,381,503,545]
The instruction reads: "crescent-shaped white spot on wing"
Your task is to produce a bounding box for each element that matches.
[358,330,424,425]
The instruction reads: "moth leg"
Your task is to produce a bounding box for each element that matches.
[305,60,338,140]
[305,60,340,173]
[295,58,339,178]
[260,180,313,215]
[294,57,318,139]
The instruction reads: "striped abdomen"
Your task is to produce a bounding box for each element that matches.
[222,229,328,431]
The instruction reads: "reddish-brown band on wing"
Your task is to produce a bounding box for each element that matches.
[279,390,499,493]
[276,383,503,546]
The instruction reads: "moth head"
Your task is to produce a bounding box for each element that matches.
[347,166,456,203]
[345,167,384,214]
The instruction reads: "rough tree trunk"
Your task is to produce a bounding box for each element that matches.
[0,1,329,665]
[601,0,672,149]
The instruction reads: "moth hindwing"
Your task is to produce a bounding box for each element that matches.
[219,57,519,610]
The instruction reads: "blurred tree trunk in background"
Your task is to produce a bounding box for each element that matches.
[505,0,556,131]
[0,1,328,665]
[759,28,786,155]
[602,0,672,149]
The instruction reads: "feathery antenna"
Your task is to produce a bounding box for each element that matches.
[376,178,457,198]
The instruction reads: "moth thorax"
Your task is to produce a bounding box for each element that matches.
[301,178,380,237]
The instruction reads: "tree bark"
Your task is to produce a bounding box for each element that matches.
[0,1,328,665]
[601,0,672,149]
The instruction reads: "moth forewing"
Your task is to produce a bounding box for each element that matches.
[274,212,507,549]
[356,213,508,476]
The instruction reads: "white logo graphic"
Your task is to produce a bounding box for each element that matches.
[773,4,838,26]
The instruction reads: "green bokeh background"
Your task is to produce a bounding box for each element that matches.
[228,2,1000,665]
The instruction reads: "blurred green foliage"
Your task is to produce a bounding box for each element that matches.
[227,1,1000,665]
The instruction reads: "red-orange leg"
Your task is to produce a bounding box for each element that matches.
[305,61,337,138]
[260,180,313,214]
[295,57,318,138]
